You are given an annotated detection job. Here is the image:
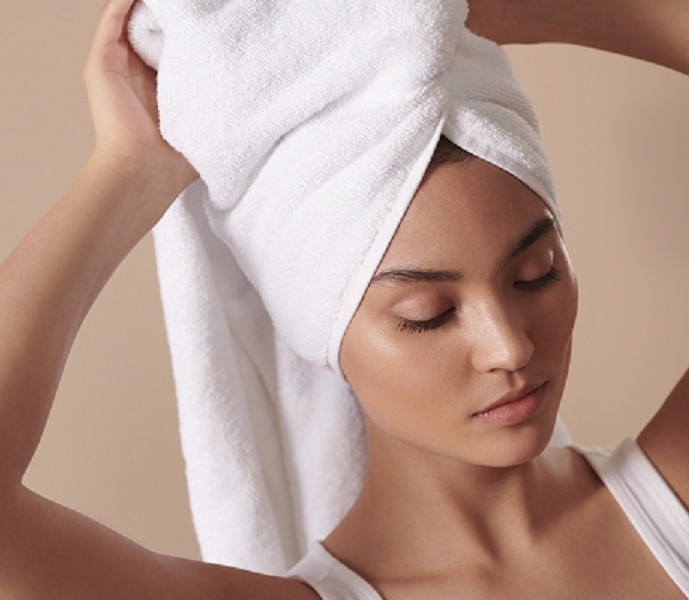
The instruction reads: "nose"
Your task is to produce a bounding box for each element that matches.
[469,300,534,373]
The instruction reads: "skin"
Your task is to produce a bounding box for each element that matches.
[466,0,689,74]
[339,160,577,470]
[327,160,684,599]
[0,0,686,598]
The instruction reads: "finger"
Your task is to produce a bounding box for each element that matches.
[86,0,138,70]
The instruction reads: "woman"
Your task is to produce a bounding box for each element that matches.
[0,0,687,599]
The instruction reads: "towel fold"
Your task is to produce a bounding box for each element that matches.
[130,0,567,574]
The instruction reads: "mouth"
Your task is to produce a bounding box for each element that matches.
[472,381,547,426]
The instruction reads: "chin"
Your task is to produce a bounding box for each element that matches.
[469,411,559,468]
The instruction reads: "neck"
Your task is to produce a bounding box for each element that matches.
[326,423,579,583]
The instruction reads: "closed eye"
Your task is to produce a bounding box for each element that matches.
[397,307,455,334]
[515,267,560,292]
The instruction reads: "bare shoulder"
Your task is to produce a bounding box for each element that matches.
[637,365,689,508]
[0,486,318,600]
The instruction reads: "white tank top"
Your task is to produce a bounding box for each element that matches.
[288,439,689,599]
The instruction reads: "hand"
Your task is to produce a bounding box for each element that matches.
[465,0,514,44]
[83,0,197,192]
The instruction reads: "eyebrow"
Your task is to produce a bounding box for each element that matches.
[371,216,556,285]
[504,216,556,264]
[371,268,460,284]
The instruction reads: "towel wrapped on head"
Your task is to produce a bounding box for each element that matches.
[130,0,566,575]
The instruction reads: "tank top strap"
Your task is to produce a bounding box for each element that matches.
[289,542,383,600]
[574,438,689,595]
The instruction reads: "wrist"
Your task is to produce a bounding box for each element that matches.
[82,148,196,230]
[91,145,194,193]
[69,155,185,262]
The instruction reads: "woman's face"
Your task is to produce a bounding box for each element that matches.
[340,158,578,468]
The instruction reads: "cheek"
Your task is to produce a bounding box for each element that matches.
[534,267,578,357]
[559,267,579,333]
[340,314,464,436]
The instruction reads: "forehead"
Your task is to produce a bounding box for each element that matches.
[379,158,554,271]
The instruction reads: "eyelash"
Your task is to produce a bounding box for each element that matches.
[396,267,561,334]
[397,308,455,334]
[514,266,561,292]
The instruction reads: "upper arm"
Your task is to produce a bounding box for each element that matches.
[466,0,689,75]
[637,365,689,509]
[0,486,317,600]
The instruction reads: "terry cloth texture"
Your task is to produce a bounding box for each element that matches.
[129,0,563,574]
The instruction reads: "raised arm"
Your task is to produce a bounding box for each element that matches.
[0,0,196,494]
[468,0,689,508]
[0,1,313,598]
[467,0,689,75]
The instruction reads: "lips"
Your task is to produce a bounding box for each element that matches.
[473,381,547,417]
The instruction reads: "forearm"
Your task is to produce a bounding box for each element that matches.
[467,0,689,75]
[0,157,183,488]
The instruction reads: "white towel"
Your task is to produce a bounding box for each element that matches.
[129,0,567,574]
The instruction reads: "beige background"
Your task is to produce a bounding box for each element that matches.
[2,2,688,561]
